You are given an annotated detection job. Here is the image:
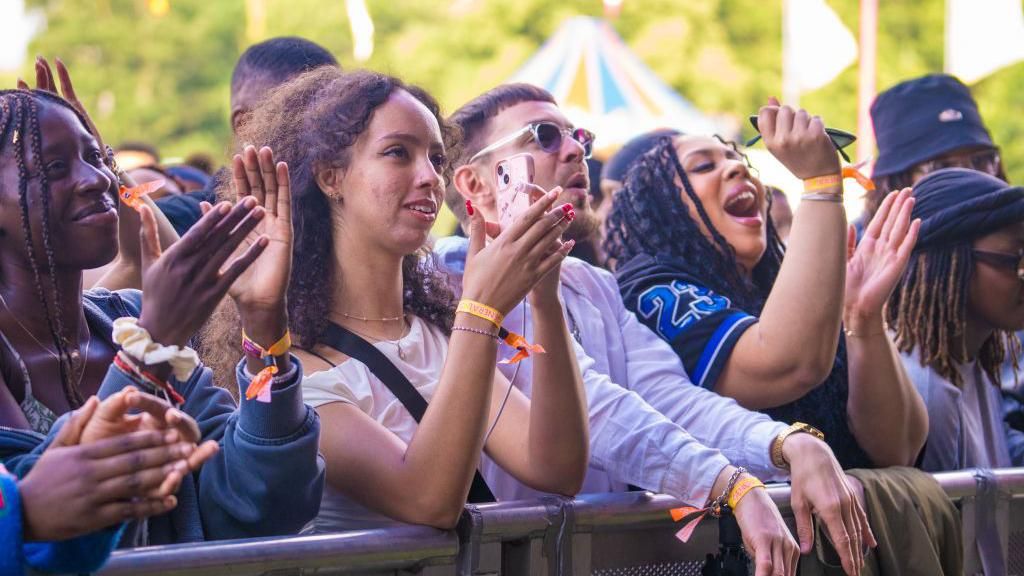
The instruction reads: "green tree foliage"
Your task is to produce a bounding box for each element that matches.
[19,0,1024,184]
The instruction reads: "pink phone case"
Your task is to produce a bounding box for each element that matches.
[495,153,535,229]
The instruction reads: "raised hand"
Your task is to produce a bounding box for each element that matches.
[462,186,574,315]
[136,195,268,348]
[17,397,193,541]
[23,57,107,157]
[756,97,840,180]
[731,487,799,576]
[225,145,294,350]
[845,187,920,327]
[784,434,875,576]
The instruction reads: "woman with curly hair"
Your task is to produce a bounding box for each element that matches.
[605,99,928,469]
[887,168,1024,471]
[208,67,588,531]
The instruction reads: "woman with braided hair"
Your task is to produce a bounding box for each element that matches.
[0,59,324,545]
[888,167,1024,471]
[607,99,928,470]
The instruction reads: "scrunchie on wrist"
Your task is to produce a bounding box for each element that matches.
[112,317,200,381]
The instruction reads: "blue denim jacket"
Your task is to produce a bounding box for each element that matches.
[0,288,325,545]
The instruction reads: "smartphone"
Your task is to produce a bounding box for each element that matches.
[495,153,535,229]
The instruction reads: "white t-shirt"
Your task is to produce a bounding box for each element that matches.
[901,348,1012,471]
[301,315,495,532]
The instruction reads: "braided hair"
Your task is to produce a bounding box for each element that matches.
[0,89,101,408]
[887,244,1020,388]
[603,136,785,313]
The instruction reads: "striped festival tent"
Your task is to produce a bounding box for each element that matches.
[509,16,726,154]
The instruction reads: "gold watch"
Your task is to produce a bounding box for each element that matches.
[771,422,825,470]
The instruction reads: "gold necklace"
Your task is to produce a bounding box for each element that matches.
[0,291,91,386]
[344,319,409,360]
[340,311,406,322]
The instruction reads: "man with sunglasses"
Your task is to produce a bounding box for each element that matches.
[435,84,875,576]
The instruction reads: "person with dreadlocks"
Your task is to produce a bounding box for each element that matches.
[608,99,928,474]
[0,64,324,545]
[887,167,1024,472]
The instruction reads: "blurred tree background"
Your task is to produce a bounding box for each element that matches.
[7,0,1023,183]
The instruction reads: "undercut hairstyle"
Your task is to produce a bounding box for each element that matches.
[887,244,1020,388]
[231,37,338,101]
[0,89,104,408]
[444,83,557,221]
[202,68,460,389]
[603,137,785,313]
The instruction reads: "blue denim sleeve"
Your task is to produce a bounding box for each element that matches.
[184,357,324,538]
[98,355,324,539]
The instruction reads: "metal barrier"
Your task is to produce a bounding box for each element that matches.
[98,467,1024,576]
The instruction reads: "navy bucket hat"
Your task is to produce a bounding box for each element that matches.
[871,74,994,178]
[911,168,1024,252]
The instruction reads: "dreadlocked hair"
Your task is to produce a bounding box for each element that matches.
[603,136,785,313]
[200,68,459,390]
[0,89,99,408]
[887,244,1020,388]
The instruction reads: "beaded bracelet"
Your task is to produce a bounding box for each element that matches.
[452,325,500,340]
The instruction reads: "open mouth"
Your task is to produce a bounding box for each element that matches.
[723,184,762,220]
[404,198,438,221]
[565,172,588,190]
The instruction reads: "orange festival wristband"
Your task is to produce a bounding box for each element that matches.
[456,299,504,329]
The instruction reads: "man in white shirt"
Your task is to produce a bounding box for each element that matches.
[435,83,874,576]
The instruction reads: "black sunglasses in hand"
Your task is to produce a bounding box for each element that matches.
[745,115,857,163]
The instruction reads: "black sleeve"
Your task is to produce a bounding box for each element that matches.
[623,277,757,390]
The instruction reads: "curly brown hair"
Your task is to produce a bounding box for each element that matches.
[200,68,460,389]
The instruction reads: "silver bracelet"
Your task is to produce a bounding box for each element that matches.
[801,192,844,203]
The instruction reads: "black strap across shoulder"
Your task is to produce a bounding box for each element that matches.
[320,322,496,503]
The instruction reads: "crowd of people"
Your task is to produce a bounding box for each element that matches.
[0,34,1021,576]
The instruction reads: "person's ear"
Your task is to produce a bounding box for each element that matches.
[316,165,345,201]
[453,164,495,209]
[230,109,248,135]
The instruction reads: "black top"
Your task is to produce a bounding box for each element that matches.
[616,253,873,470]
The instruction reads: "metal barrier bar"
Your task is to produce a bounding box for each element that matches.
[96,468,1024,576]
[98,525,458,575]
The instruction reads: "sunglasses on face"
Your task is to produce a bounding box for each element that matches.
[469,122,596,164]
[745,115,857,162]
[972,248,1024,281]
[913,148,1002,179]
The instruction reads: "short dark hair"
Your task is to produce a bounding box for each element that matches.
[231,37,338,98]
[445,83,556,219]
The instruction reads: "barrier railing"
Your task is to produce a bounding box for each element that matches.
[98,467,1024,576]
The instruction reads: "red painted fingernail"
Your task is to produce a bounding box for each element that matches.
[567,210,576,221]
[465,200,475,216]
[561,203,572,213]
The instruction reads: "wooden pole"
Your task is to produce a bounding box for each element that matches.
[857,0,878,164]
